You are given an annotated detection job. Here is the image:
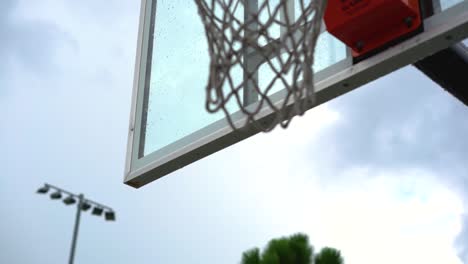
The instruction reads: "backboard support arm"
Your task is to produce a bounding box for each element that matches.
[243,0,259,106]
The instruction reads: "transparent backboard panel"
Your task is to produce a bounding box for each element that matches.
[439,0,465,10]
[141,0,347,157]
[142,0,241,156]
[140,0,466,158]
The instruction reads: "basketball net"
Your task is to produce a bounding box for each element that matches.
[195,0,327,131]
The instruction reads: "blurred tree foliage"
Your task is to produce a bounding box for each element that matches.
[241,233,343,264]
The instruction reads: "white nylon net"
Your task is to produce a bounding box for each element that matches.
[194,0,327,131]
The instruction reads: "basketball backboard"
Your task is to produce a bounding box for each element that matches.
[125,0,468,188]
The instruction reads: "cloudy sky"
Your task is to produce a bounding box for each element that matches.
[1,0,468,264]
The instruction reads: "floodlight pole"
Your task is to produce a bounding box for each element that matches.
[36,183,116,263]
[69,194,83,264]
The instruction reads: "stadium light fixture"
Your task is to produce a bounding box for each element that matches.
[92,207,103,216]
[63,196,76,205]
[81,202,91,211]
[104,211,116,221]
[50,191,62,200]
[37,185,50,194]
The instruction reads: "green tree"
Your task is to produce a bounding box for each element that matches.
[314,247,344,264]
[241,233,343,264]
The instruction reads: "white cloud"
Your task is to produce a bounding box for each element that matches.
[192,103,466,263]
